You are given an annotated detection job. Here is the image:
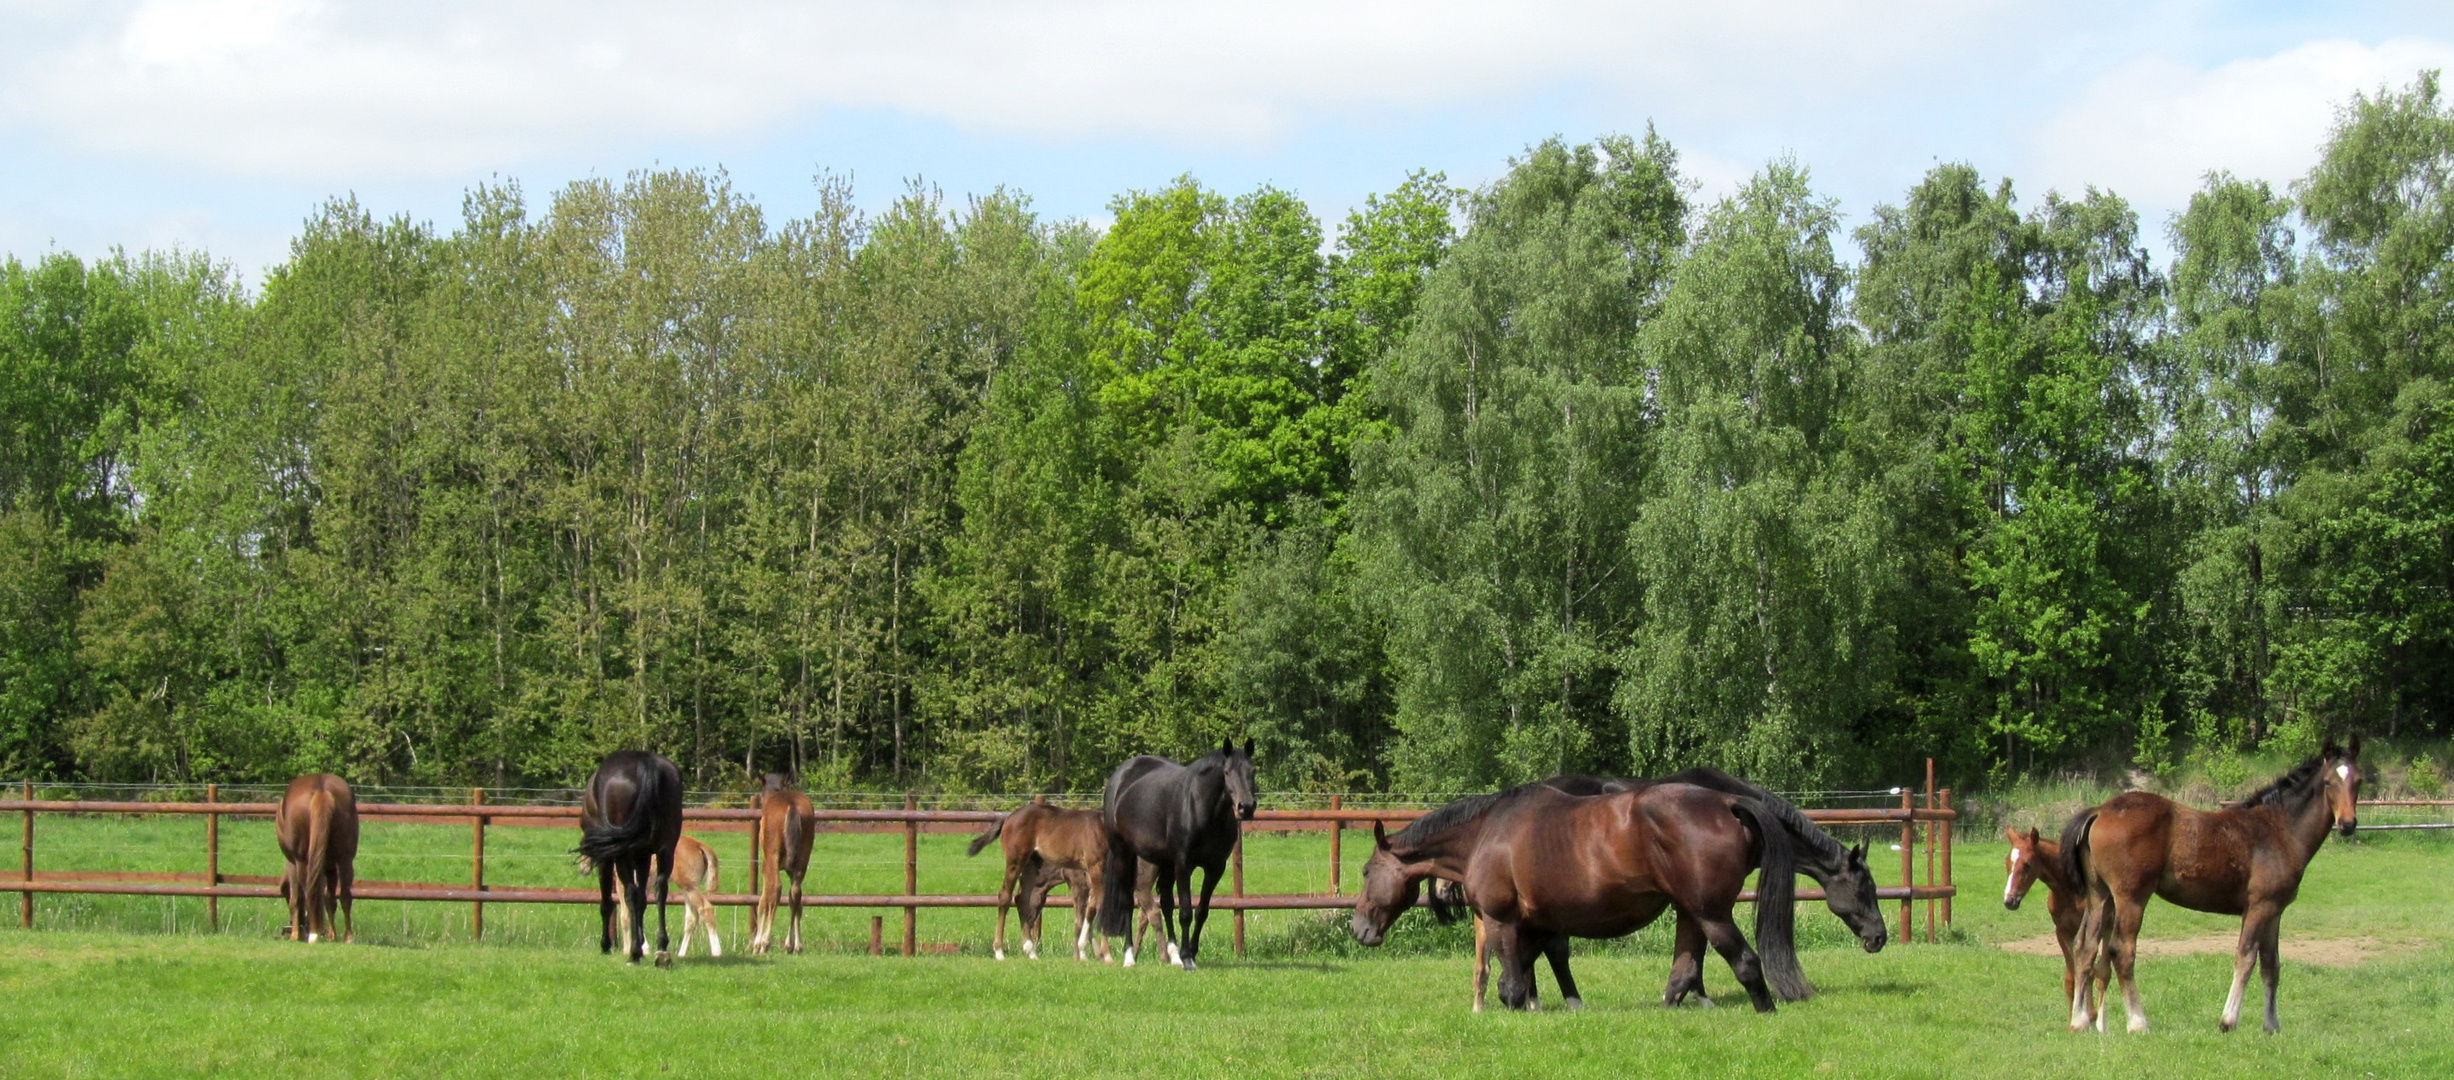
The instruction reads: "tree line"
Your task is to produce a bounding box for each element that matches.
[7,77,2454,793]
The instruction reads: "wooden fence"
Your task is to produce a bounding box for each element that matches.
[7,776,1962,955]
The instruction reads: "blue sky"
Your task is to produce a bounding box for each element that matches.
[4,1,2452,282]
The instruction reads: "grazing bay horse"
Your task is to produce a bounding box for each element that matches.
[1095,741,1258,970]
[577,750,684,966]
[2063,739,2363,1034]
[275,774,359,944]
[968,802,1115,960]
[1544,769,1888,999]
[2003,824,2104,1018]
[612,834,723,958]
[1352,782,1795,1013]
[750,773,815,956]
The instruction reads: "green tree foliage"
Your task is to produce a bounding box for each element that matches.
[1355,136,1682,789]
[22,75,2454,792]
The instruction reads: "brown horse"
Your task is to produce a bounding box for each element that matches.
[968,802,1116,961]
[750,773,815,956]
[613,835,722,958]
[2003,825,2103,1019]
[1353,782,1795,1013]
[2063,739,2363,1034]
[275,774,359,944]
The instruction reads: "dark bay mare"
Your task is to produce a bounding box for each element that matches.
[577,750,685,966]
[275,773,359,943]
[1353,782,1795,1013]
[1542,770,1888,999]
[1095,742,1257,970]
[2062,739,2362,1034]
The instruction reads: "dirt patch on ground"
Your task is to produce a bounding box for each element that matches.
[1998,933,2407,967]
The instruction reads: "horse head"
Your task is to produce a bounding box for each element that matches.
[2322,737,2363,839]
[2003,827,2044,910]
[1220,740,1257,821]
[1824,841,1888,952]
[1349,820,1423,947]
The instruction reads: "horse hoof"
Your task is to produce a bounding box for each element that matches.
[1180,959,1197,972]
[655,951,673,968]
[1122,948,1136,968]
[1562,998,1584,1012]
[994,949,1006,961]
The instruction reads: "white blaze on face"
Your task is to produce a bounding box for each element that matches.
[2338,763,2351,781]
[2004,848,2023,903]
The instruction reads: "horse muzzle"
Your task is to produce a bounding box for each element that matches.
[1236,802,1256,821]
[1348,915,1385,947]
[2339,819,2358,839]
[2003,895,2022,912]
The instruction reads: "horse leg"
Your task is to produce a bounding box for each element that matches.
[2220,912,2259,1033]
[1018,865,1048,960]
[1665,909,1712,1008]
[2106,896,2149,1033]
[1077,868,1100,961]
[1540,933,1581,1010]
[1492,924,1539,1011]
[1699,911,1774,1014]
[339,860,355,945]
[654,850,675,967]
[1473,915,1489,1013]
[623,858,649,963]
[993,857,1022,960]
[1180,864,1222,970]
[2069,886,2111,1032]
[786,867,805,956]
[598,860,617,954]
[1175,864,1206,969]
[2257,910,2282,1034]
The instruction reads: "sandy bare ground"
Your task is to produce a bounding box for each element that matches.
[1998,933,2405,967]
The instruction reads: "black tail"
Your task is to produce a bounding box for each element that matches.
[2057,810,2096,895]
[1739,797,1811,1002]
[1097,824,1137,938]
[577,763,673,865]
[966,814,1007,858]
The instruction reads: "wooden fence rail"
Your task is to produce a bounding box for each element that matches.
[5,779,1965,952]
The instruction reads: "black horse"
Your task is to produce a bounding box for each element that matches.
[1095,742,1257,970]
[576,750,684,966]
[1538,768,1889,1000]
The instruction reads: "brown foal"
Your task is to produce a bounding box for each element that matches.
[969,802,1116,961]
[275,774,359,943]
[614,834,722,958]
[2003,825,2104,1020]
[750,773,815,955]
[2064,739,2362,1034]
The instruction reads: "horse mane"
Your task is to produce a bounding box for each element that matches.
[2238,754,2328,811]
[1392,785,1537,852]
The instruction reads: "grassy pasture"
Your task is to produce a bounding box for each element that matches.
[1,818,2448,1078]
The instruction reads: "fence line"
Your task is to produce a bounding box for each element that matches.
[7,772,1965,954]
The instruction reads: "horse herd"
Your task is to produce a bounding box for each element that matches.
[263,738,2368,1034]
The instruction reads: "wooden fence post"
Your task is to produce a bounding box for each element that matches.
[205,783,220,932]
[902,791,917,958]
[1232,837,1245,957]
[869,915,883,956]
[19,780,32,928]
[1899,785,1913,944]
[1924,760,1937,944]
[1328,793,1342,895]
[471,787,487,941]
[1940,788,1953,930]
[747,790,763,950]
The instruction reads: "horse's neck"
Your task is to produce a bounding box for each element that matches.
[2266,783,2336,861]
[2030,844,2077,896]
[1400,815,1487,879]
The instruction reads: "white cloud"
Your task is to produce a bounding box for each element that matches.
[0,0,1996,180]
[2029,37,2454,213]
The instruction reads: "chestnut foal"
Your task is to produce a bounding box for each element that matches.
[2063,739,2363,1034]
[2003,825,2103,1023]
[750,773,815,955]
[968,802,1116,961]
[614,835,723,958]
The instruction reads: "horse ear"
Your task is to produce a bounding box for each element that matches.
[1373,820,1390,850]
[1220,738,1232,756]
[2026,827,2041,845]
[2348,734,2362,759]
[2002,825,2019,843]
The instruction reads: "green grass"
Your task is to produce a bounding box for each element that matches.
[2,822,2449,1077]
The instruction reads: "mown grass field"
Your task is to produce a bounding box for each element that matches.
[1,814,2448,1078]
